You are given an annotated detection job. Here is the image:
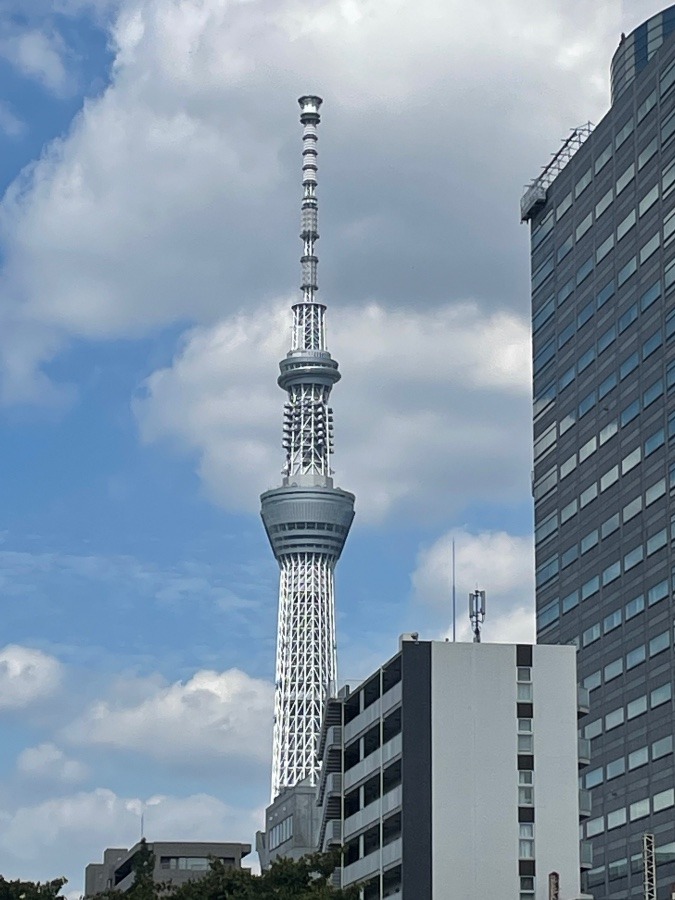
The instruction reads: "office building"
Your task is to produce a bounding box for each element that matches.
[522,6,675,896]
[84,840,251,896]
[317,637,589,900]
[260,95,355,801]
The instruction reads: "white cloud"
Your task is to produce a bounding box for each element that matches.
[16,743,88,784]
[412,528,535,643]
[0,102,25,138]
[0,788,259,889]
[66,668,273,764]
[134,300,532,523]
[0,29,74,96]
[0,0,619,401]
[0,645,63,710]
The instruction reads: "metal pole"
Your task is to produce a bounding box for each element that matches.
[452,539,456,642]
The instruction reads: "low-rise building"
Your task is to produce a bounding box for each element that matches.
[84,840,251,896]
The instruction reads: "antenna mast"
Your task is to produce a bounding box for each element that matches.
[469,589,486,642]
[452,539,456,642]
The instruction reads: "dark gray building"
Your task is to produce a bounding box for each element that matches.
[84,841,251,896]
[523,6,675,897]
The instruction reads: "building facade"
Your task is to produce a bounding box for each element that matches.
[317,638,589,900]
[523,7,675,897]
[84,841,251,896]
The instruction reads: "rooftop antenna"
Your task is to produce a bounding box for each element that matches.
[451,539,456,642]
[469,588,486,643]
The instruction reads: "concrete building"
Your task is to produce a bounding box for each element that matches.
[256,778,320,869]
[84,841,251,896]
[317,637,590,900]
[522,6,675,896]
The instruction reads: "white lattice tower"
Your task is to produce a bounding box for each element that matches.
[261,96,355,800]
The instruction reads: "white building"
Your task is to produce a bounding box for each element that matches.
[317,636,592,900]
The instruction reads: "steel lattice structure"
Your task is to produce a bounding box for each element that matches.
[261,96,355,800]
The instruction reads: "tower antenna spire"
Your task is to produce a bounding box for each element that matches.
[261,97,355,800]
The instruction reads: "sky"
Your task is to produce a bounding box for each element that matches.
[0,0,666,892]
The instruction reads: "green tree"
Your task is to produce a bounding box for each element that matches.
[1,846,357,900]
[0,877,67,900]
[173,850,358,900]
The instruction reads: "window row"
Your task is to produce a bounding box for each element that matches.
[533,272,667,426]
[584,837,675,889]
[268,815,293,851]
[534,374,673,508]
[583,734,673,790]
[572,580,671,677]
[585,787,675,839]
[583,678,672,741]
[537,505,670,594]
[537,508,671,634]
[536,435,671,557]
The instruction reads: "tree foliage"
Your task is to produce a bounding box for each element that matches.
[174,849,359,900]
[3,844,357,900]
[0,877,67,900]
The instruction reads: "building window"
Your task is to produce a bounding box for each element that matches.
[653,789,675,813]
[519,824,535,858]
[268,815,294,850]
[650,682,672,707]
[629,798,650,821]
[625,594,644,619]
[606,757,625,779]
[607,808,627,830]
[627,695,647,719]
[652,735,673,760]
[626,645,646,669]
[647,579,668,606]
[649,632,670,658]
[629,747,649,771]
[605,707,624,731]
[585,767,603,788]
[586,816,604,837]
[604,658,623,682]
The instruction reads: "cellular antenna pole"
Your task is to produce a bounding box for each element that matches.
[469,588,486,643]
[260,96,355,800]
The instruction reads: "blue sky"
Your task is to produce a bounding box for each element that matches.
[0,0,662,892]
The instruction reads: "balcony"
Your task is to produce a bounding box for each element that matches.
[578,788,592,819]
[580,841,593,870]
[317,770,341,808]
[578,737,591,768]
[344,786,402,839]
[324,725,342,753]
[577,685,590,717]
[322,819,342,850]
[344,733,402,791]
[342,838,402,888]
[344,682,402,743]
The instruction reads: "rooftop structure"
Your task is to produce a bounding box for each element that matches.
[260,96,355,800]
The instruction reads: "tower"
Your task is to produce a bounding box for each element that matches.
[523,6,675,896]
[261,96,355,801]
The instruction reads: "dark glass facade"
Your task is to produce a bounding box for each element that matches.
[526,8,675,898]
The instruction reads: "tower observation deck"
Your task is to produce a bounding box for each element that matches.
[261,96,355,800]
